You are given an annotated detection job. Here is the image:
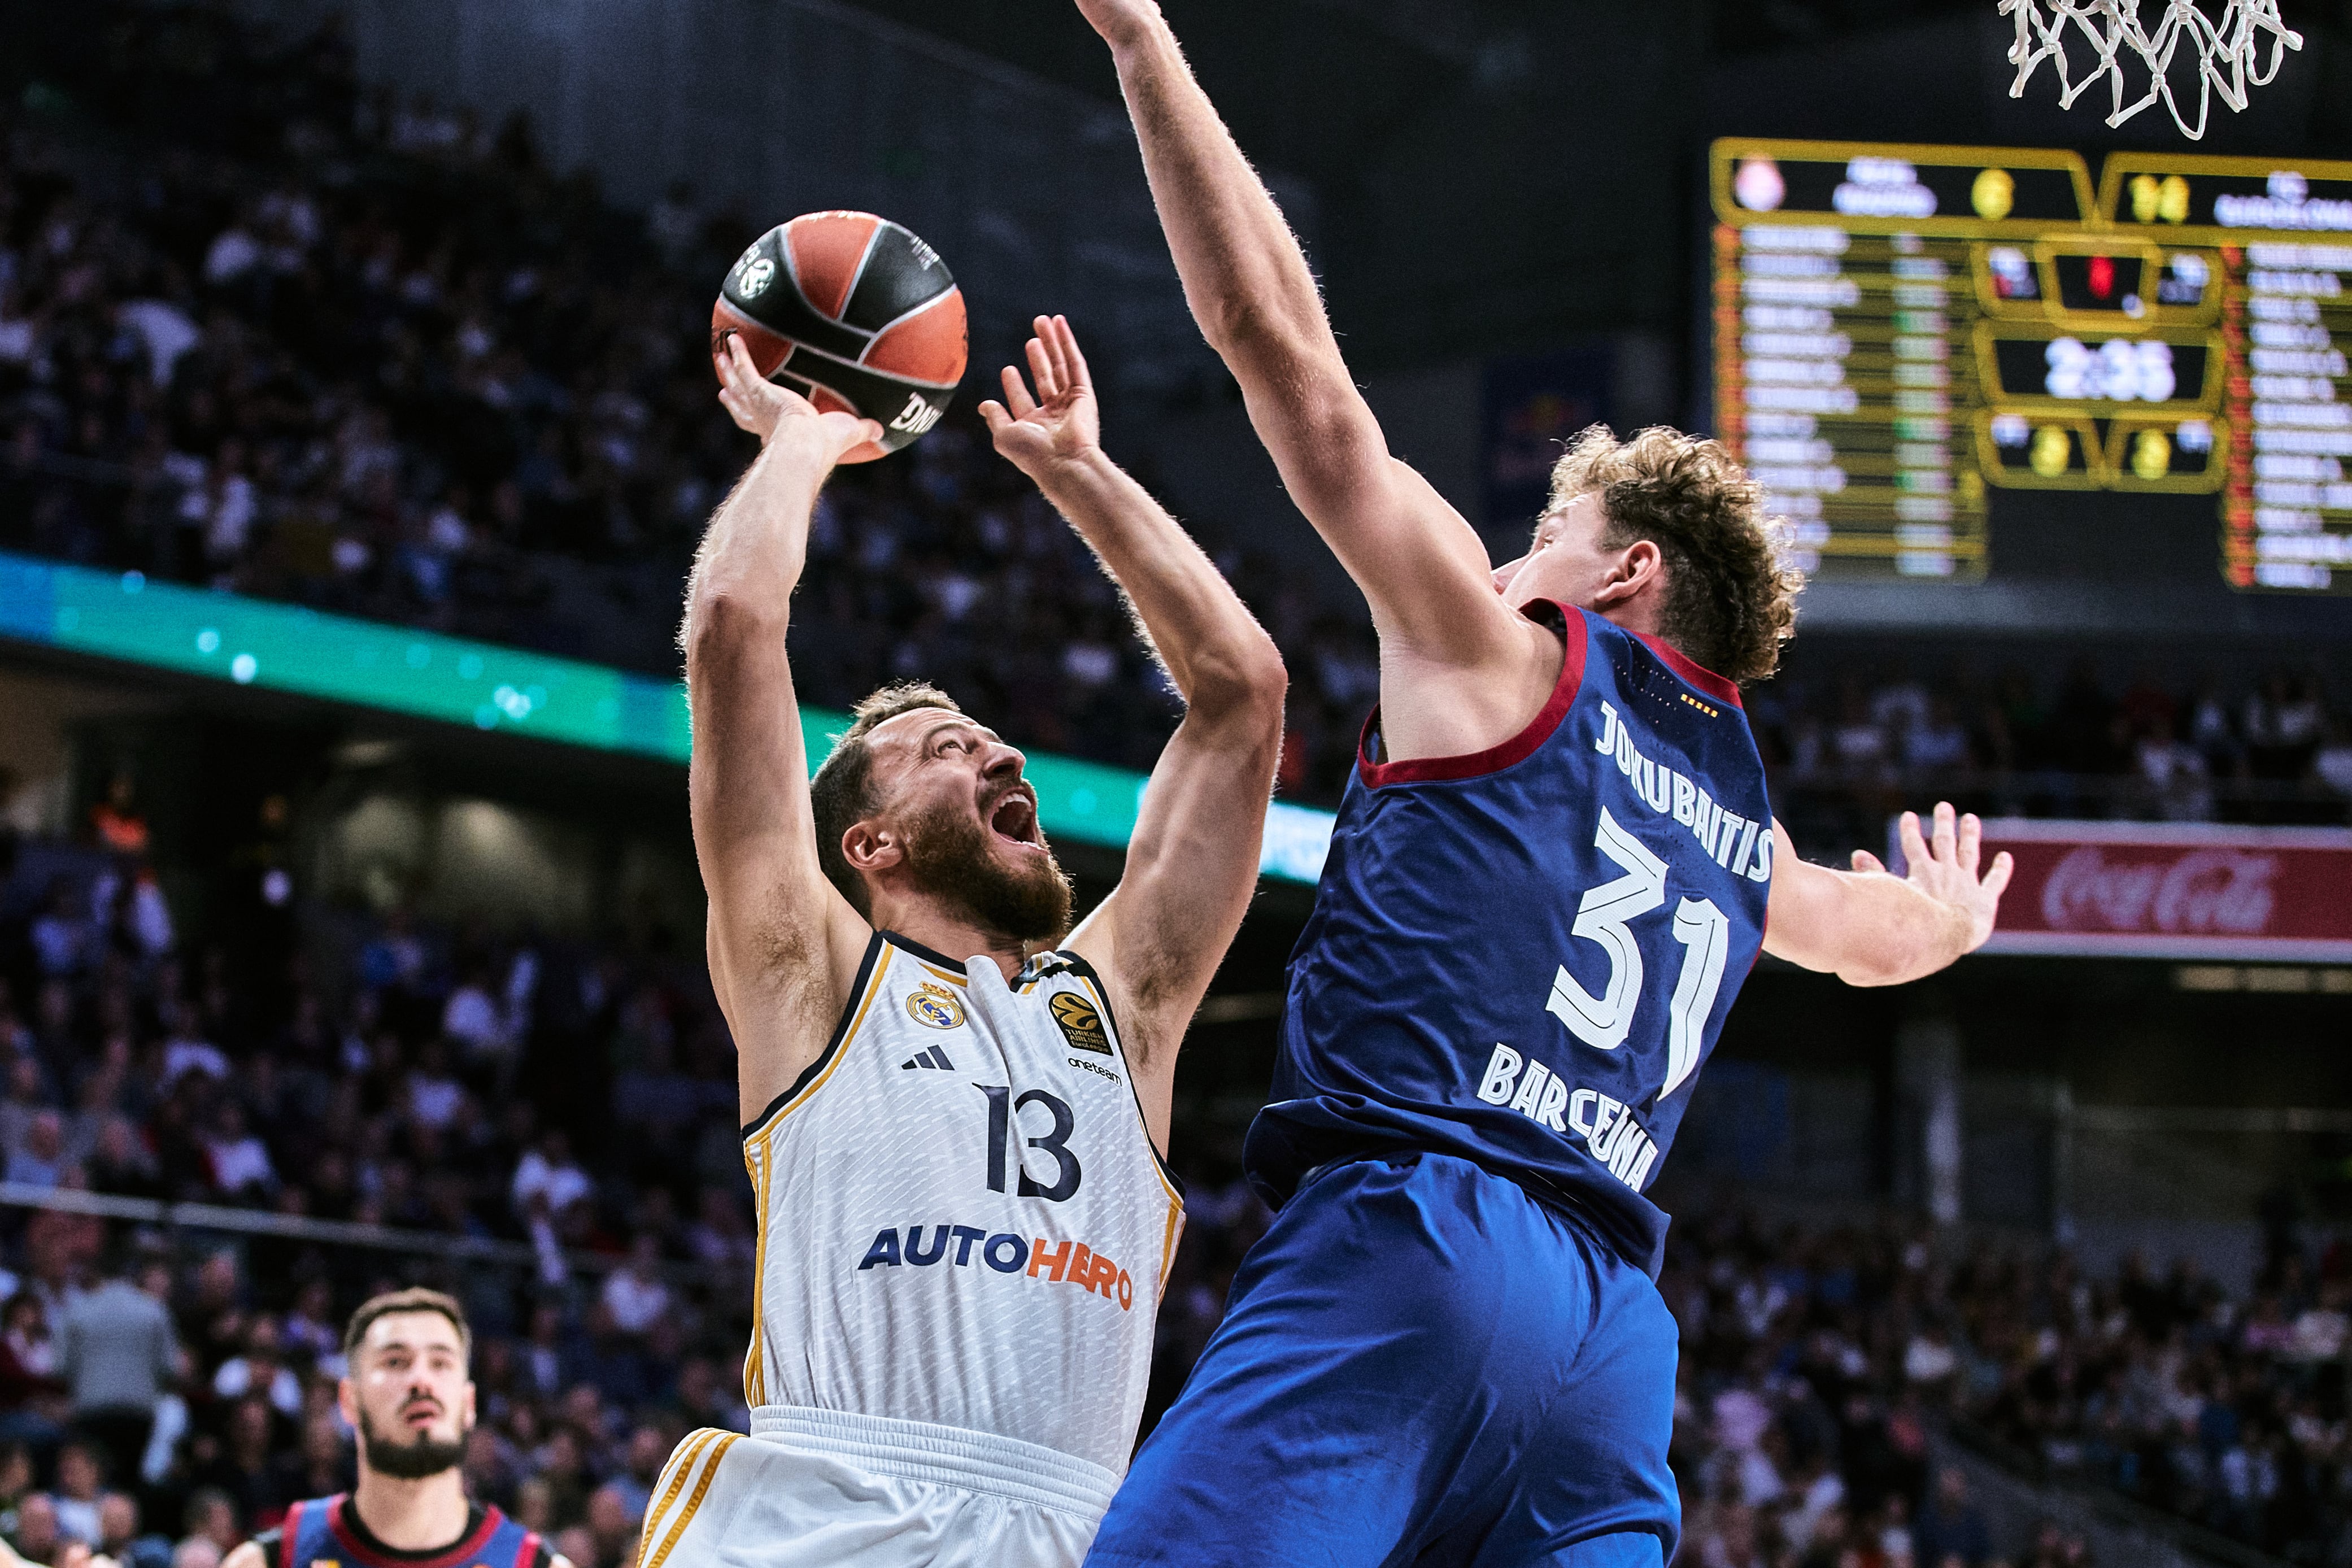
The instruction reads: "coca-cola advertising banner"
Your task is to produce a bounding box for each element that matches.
[1895,820,2352,961]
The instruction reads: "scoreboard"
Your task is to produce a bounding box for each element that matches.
[1710,140,2352,592]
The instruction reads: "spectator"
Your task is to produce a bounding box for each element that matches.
[510,1134,590,1222]
[15,1492,60,1565]
[0,1296,63,1445]
[581,1484,634,1568]
[197,1108,273,1202]
[98,1491,168,1568]
[51,1443,102,1546]
[5,1116,67,1191]
[1912,1466,1992,1567]
[208,1322,299,1419]
[158,1012,227,1092]
[180,1492,239,1560]
[188,1397,284,1533]
[58,1261,178,1488]
[596,1239,669,1339]
[439,969,511,1065]
[2136,718,2213,821]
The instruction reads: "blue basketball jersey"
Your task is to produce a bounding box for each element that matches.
[268,1496,547,1568]
[1244,602,1771,1278]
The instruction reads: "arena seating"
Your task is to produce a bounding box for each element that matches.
[2,5,2346,830]
[1,8,2351,1568]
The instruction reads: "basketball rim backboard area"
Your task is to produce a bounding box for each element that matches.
[1999,0,2302,140]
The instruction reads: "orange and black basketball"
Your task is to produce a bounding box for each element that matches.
[711,212,968,463]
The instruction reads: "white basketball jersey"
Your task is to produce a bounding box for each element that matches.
[740,931,1184,1476]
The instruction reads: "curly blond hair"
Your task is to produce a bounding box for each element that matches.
[1547,425,1803,686]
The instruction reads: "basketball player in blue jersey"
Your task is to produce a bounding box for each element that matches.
[1069,5,2014,1565]
[225,1290,567,1568]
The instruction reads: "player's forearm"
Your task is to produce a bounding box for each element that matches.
[1819,872,1976,987]
[1108,21,1333,374]
[1032,448,1284,716]
[680,449,823,870]
[680,441,825,652]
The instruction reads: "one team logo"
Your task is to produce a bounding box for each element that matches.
[908,983,965,1030]
[1049,992,1110,1055]
[735,254,776,298]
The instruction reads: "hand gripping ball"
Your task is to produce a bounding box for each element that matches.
[711,212,969,463]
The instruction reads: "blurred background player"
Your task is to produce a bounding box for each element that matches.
[224,1290,565,1568]
[1070,3,2014,1565]
[642,317,1282,1565]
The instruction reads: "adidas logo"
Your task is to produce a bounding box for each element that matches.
[900,1045,956,1072]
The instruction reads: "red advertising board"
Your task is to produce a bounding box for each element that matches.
[1914,820,2352,961]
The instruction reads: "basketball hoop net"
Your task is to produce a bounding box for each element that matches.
[1998,0,2302,140]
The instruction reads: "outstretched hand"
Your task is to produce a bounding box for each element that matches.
[981,315,1103,481]
[713,331,878,464]
[1852,802,2013,956]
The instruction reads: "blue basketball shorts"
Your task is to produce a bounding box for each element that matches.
[1086,1152,1679,1568]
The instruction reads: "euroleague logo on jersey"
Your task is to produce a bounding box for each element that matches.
[908,982,965,1030]
[1050,992,1110,1055]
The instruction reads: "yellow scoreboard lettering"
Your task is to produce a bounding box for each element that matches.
[1711,140,2352,595]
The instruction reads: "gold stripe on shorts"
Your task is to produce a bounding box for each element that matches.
[638,1428,725,1565]
[647,1432,741,1568]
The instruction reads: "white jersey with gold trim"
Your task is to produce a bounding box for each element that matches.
[739,930,1184,1477]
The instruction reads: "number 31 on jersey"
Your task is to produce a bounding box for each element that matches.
[1545,807,1731,1100]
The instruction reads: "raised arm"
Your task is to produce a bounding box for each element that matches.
[685,334,881,1124]
[1073,1,1519,686]
[981,316,1285,1147]
[1764,804,2013,987]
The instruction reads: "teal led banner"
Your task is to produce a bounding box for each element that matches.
[0,552,1334,883]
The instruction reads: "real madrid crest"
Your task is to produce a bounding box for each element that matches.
[908,981,965,1030]
[1050,991,1111,1055]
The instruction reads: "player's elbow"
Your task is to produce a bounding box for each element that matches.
[1188,635,1287,728]
[1833,955,1917,989]
[1192,282,1277,355]
[681,585,787,670]
[1197,286,1325,376]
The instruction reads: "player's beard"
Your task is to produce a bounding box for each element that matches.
[903,797,1073,943]
[356,1406,470,1480]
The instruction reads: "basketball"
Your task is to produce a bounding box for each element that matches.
[711,212,968,463]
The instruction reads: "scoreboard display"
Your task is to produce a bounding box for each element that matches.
[1710,139,2352,592]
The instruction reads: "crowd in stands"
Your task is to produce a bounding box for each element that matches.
[7,12,2352,1564]
[0,756,1305,1568]
[0,0,1283,780]
[1752,656,2352,853]
[10,4,2349,826]
[8,786,2352,1566]
[1665,1207,2352,1567]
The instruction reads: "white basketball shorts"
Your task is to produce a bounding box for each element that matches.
[636,1406,1120,1568]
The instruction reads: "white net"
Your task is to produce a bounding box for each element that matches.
[1998,0,2303,139]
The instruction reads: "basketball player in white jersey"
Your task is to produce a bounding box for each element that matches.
[641,317,1284,1567]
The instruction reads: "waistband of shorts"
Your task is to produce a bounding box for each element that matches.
[1298,1149,1624,1260]
[749,1405,1120,1520]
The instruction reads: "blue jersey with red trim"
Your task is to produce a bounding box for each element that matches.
[1244,602,1772,1277]
[272,1496,546,1568]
